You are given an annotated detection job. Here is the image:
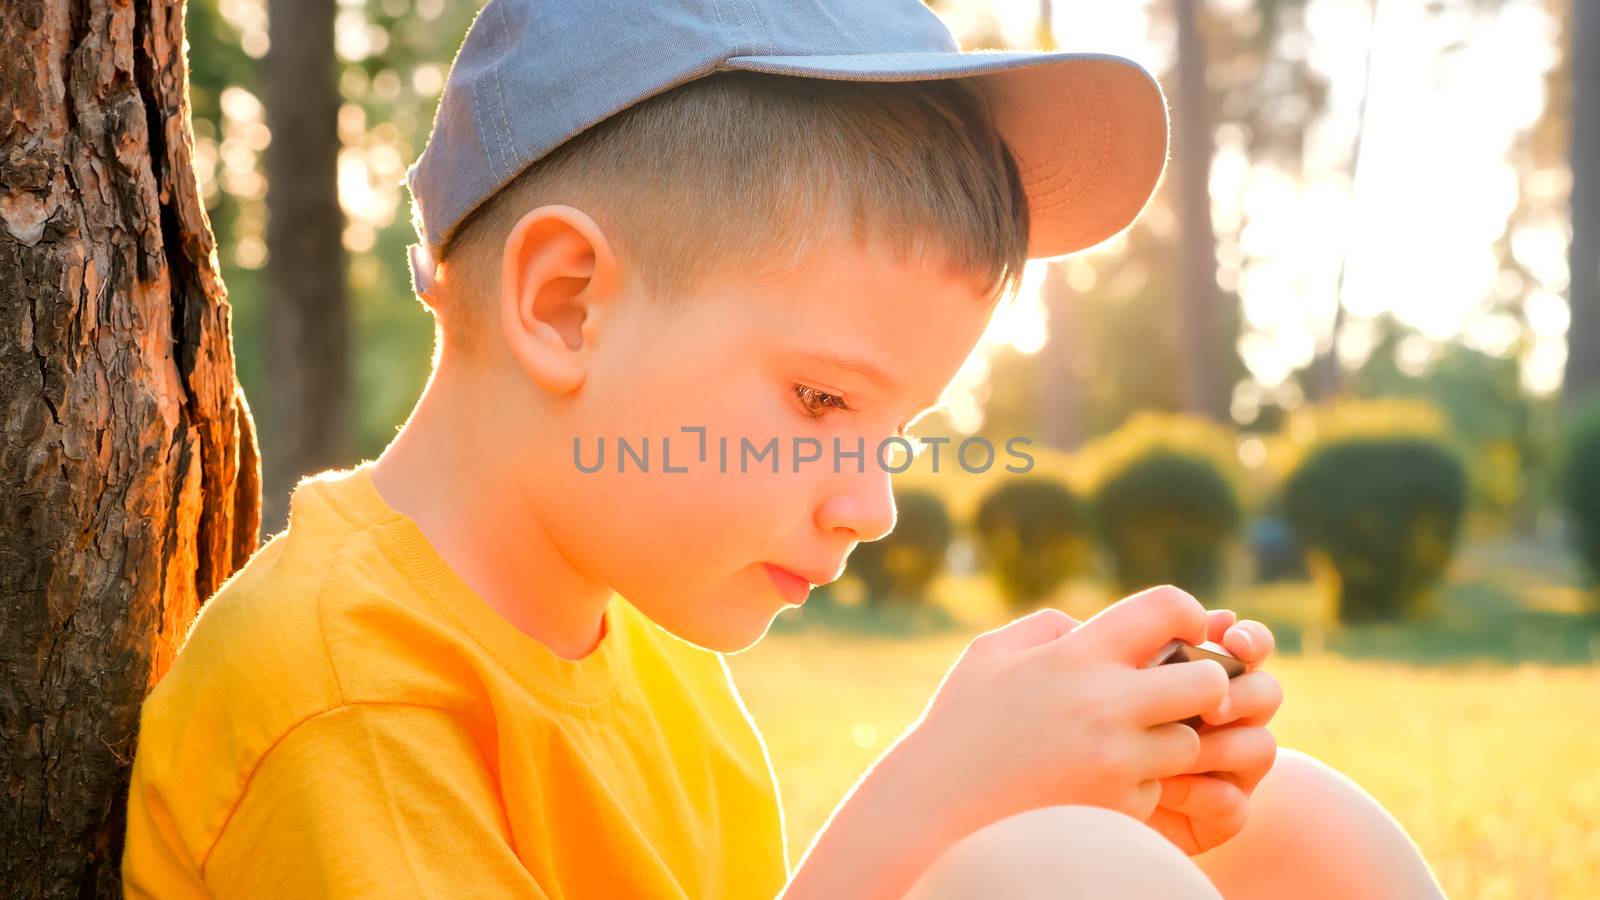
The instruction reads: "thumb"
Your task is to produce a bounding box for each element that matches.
[973,606,1081,655]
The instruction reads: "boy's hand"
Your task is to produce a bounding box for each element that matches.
[904,586,1233,831]
[782,587,1254,900]
[1144,610,1283,856]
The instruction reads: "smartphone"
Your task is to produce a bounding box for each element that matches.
[1143,638,1247,729]
[1143,638,1247,678]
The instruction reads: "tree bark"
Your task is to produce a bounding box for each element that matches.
[261,0,349,535]
[1173,0,1229,421]
[1566,0,1600,404]
[0,0,260,895]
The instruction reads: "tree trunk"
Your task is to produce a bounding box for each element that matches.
[1567,0,1600,404]
[1038,261,1085,448]
[1036,0,1055,50]
[1308,0,1381,403]
[261,0,349,535]
[1173,0,1229,421]
[0,0,260,895]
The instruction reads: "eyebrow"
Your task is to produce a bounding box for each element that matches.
[797,349,944,417]
[799,349,904,395]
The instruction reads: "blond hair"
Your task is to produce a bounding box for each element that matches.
[429,70,1030,353]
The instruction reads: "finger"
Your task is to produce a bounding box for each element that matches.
[1156,773,1249,831]
[1200,671,1284,727]
[1067,585,1209,666]
[1222,619,1276,668]
[1135,721,1206,780]
[1186,726,1279,794]
[974,606,1081,655]
[1205,609,1237,644]
[1124,659,1233,727]
[1129,778,1163,821]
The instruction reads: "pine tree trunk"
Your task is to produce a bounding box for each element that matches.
[1173,0,1228,421]
[0,0,261,895]
[1038,261,1085,448]
[1567,0,1600,404]
[260,0,349,536]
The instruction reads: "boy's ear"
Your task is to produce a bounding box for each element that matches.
[498,204,620,395]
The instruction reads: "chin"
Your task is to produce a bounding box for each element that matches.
[687,612,779,654]
[642,594,782,655]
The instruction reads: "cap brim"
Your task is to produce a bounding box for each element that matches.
[724,50,1169,259]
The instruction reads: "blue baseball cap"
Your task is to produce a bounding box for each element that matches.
[404,0,1170,298]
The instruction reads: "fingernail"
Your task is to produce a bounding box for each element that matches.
[1216,698,1232,719]
[1235,630,1254,655]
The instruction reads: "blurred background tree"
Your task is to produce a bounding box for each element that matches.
[167,0,1587,627]
[846,489,955,609]
[184,0,481,535]
[261,0,350,533]
[974,477,1096,610]
[1565,0,1598,404]
[1283,431,1469,623]
[1082,413,1245,598]
[1560,397,1600,604]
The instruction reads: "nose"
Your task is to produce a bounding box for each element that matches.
[815,467,898,544]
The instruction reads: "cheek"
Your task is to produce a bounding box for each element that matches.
[543,360,825,583]
[581,372,784,464]
[547,433,816,585]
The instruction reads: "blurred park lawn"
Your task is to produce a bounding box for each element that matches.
[727,536,1600,900]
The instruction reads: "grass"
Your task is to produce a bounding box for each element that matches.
[726,536,1600,899]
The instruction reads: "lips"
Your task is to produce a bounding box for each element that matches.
[762,563,827,604]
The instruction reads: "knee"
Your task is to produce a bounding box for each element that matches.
[1255,746,1403,831]
[904,805,1222,900]
[1197,747,1444,900]
[1242,746,1400,857]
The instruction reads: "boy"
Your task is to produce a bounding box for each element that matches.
[123,0,1447,897]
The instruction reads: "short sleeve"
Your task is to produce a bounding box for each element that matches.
[201,703,548,898]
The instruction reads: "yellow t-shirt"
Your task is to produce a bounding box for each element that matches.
[122,462,790,898]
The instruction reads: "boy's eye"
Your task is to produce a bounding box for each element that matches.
[792,384,925,459]
[793,383,851,420]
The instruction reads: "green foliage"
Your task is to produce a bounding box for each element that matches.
[1264,397,1450,488]
[973,478,1095,611]
[1089,449,1243,599]
[1044,237,1248,440]
[1282,435,1468,624]
[1560,399,1600,592]
[847,490,952,607]
[1343,314,1545,525]
[1077,414,1243,599]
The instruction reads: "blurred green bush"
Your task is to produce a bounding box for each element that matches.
[1282,435,1468,624]
[1342,316,1548,535]
[1083,414,1243,599]
[1560,399,1600,595]
[847,489,952,607]
[973,477,1096,611]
